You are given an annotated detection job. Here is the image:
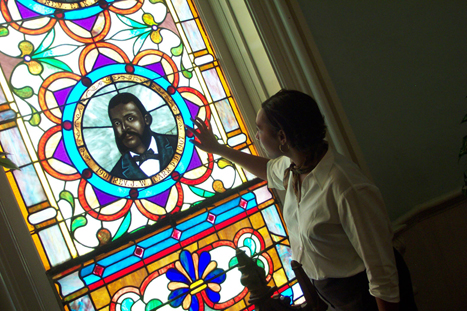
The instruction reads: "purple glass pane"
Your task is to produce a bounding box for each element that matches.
[72,15,97,32]
[17,2,40,19]
[185,99,200,119]
[186,150,202,172]
[146,188,170,206]
[53,139,73,166]
[93,187,120,206]
[92,54,117,71]
[145,63,165,78]
[54,87,74,112]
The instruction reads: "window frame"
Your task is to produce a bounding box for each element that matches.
[0,1,367,310]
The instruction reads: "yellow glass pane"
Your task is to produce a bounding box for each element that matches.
[28,201,51,213]
[63,288,88,303]
[35,219,57,229]
[197,233,219,249]
[258,226,273,249]
[31,234,50,270]
[217,218,251,240]
[107,268,149,298]
[185,244,200,257]
[267,247,281,272]
[249,211,265,229]
[194,18,214,55]
[6,172,34,232]
[273,268,288,288]
[187,0,199,19]
[199,63,214,71]
[271,233,285,243]
[147,250,181,274]
[90,286,111,310]
[228,300,247,311]
[215,66,231,98]
[226,129,242,138]
[0,121,15,130]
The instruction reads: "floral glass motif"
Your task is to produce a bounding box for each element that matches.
[52,182,303,310]
[0,0,303,310]
[166,250,227,310]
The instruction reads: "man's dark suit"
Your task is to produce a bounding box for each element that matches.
[110,133,178,179]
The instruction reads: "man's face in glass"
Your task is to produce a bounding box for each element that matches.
[109,101,150,154]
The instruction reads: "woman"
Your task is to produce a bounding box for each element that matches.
[187,90,416,311]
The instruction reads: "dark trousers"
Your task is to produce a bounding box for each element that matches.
[312,249,418,311]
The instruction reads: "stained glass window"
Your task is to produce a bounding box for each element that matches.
[0,0,303,310]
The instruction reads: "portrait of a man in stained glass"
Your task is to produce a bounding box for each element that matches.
[108,92,178,180]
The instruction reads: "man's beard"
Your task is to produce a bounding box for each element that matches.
[115,126,152,154]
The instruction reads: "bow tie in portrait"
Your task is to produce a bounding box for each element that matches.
[133,149,160,163]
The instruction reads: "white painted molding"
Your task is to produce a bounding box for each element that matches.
[212,0,371,177]
[196,0,275,143]
[0,169,60,311]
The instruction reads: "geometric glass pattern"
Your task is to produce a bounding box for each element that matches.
[0,0,302,309]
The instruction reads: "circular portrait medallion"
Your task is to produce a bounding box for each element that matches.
[62,64,192,199]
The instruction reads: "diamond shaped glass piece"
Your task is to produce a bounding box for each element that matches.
[207,213,216,223]
[134,246,144,258]
[239,198,247,209]
[93,264,104,277]
[172,229,181,240]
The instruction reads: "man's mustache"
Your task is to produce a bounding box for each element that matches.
[118,131,142,142]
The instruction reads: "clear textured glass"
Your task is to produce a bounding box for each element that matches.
[0,0,300,309]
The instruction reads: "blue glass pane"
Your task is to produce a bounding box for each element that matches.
[0,128,31,167]
[172,0,194,21]
[181,20,206,51]
[276,244,295,280]
[13,164,46,206]
[39,224,71,267]
[68,294,95,311]
[57,271,85,296]
[262,205,287,237]
[180,250,196,280]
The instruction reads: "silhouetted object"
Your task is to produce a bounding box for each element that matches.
[291,260,328,311]
[235,248,328,310]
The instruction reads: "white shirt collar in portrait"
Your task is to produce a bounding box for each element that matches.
[130,136,160,177]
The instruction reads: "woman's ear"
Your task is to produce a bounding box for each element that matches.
[277,129,287,145]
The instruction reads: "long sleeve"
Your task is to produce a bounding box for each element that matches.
[338,184,400,303]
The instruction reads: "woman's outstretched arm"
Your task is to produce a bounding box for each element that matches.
[186,117,270,181]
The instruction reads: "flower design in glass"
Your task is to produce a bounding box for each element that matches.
[167,250,226,310]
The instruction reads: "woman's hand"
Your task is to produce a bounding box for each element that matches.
[185,117,224,154]
[185,117,270,180]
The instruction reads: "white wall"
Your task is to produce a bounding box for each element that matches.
[296,0,467,219]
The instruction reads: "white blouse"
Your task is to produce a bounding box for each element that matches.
[267,148,399,303]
